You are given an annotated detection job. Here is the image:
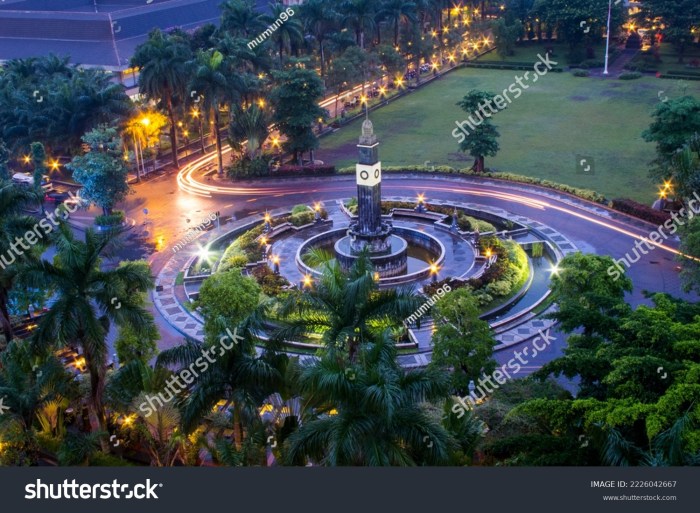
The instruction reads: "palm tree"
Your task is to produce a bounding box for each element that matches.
[0,181,40,346]
[131,29,192,169]
[228,103,270,160]
[0,340,76,465]
[301,0,339,77]
[220,0,266,38]
[379,0,418,47]
[341,0,378,49]
[276,250,421,361]
[123,108,168,181]
[188,49,236,175]
[21,225,154,444]
[264,3,304,66]
[285,334,455,465]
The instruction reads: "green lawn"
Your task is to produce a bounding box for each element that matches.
[477,41,577,65]
[317,65,700,204]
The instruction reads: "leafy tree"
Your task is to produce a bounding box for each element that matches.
[547,253,632,337]
[123,108,168,181]
[285,334,455,465]
[641,0,700,63]
[374,44,406,80]
[22,225,154,444]
[131,29,192,169]
[195,270,261,341]
[67,127,130,216]
[264,4,304,66]
[678,213,700,294]
[271,65,327,165]
[492,18,523,58]
[456,90,502,172]
[430,287,496,394]
[643,96,700,169]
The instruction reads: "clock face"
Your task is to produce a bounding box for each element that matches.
[356,163,381,186]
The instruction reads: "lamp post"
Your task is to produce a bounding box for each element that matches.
[603,0,613,75]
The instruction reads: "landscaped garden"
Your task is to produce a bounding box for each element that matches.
[317,64,700,204]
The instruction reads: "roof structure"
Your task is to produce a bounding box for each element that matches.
[0,0,224,69]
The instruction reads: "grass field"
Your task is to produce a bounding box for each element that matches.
[316,64,700,204]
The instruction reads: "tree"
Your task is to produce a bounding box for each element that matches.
[0,341,76,465]
[341,0,378,49]
[264,4,304,66]
[131,29,192,169]
[123,109,168,181]
[0,139,10,180]
[0,181,39,346]
[228,104,270,160]
[641,0,700,63]
[220,0,266,38]
[67,127,130,216]
[285,334,455,466]
[271,65,327,165]
[301,0,339,77]
[29,141,46,191]
[379,0,418,47]
[492,18,523,58]
[22,225,154,444]
[456,90,502,172]
[195,270,261,341]
[430,287,496,394]
[188,49,235,175]
[547,253,632,337]
[276,250,421,361]
[643,96,700,169]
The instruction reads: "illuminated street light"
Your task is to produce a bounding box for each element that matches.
[549,264,560,276]
[271,254,280,274]
[302,274,313,288]
[429,262,439,283]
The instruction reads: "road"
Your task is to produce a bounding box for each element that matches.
[117,162,696,372]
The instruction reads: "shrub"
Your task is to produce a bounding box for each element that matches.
[572,69,590,77]
[95,210,125,227]
[611,198,671,225]
[290,210,315,227]
[250,265,289,296]
[291,204,309,215]
[227,157,271,179]
[457,214,496,232]
[219,254,249,272]
[619,71,642,80]
[485,280,513,297]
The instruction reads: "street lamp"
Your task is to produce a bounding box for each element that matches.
[302,274,313,288]
[603,0,613,75]
[415,193,426,213]
[271,254,280,274]
[429,262,439,283]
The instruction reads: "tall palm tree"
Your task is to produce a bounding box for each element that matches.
[276,250,421,361]
[264,3,304,66]
[285,334,454,465]
[341,0,378,49]
[301,0,339,77]
[131,29,192,169]
[379,0,418,47]
[220,0,266,38]
[188,49,236,175]
[22,225,154,443]
[0,181,40,346]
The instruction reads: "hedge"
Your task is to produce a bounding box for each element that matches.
[464,62,563,73]
[610,198,670,225]
[274,164,336,176]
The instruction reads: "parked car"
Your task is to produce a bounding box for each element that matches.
[12,172,53,192]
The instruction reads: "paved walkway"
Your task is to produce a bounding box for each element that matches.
[151,192,579,367]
